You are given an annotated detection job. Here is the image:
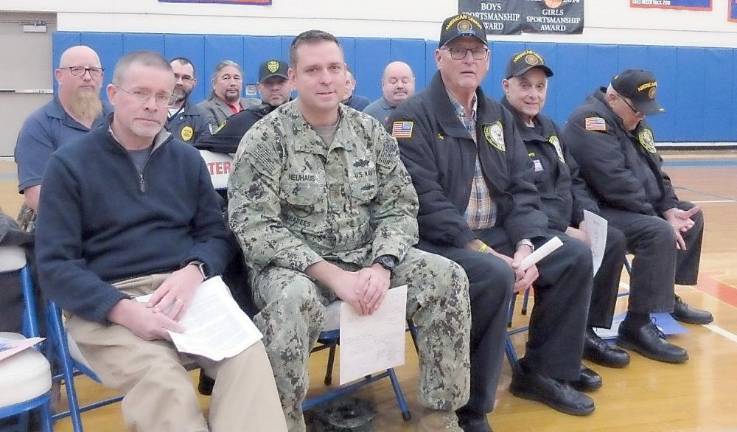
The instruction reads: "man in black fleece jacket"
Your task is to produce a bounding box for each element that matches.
[35,51,285,432]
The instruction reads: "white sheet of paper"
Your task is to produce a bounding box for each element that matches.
[339,285,407,385]
[519,236,563,270]
[0,336,44,362]
[583,210,608,276]
[136,276,262,361]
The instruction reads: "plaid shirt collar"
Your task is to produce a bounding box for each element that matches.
[447,91,478,138]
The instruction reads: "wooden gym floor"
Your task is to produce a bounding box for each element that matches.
[1,150,736,432]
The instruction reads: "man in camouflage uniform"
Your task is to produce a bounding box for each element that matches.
[228,30,472,432]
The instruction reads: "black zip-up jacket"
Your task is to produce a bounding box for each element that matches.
[389,73,548,249]
[196,102,280,154]
[502,97,599,232]
[561,89,678,216]
[35,118,231,324]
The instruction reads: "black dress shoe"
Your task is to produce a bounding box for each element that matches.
[583,327,630,368]
[617,320,688,364]
[570,365,602,392]
[510,364,595,416]
[457,408,492,432]
[671,295,713,325]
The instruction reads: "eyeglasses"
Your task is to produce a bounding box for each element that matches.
[442,46,489,60]
[619,95,643,117]
[116,86,174,107]
[65,66,104,78]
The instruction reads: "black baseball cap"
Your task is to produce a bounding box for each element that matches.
[505,49,554,79]
[258,59,288,82]
[439,14,487,47]
[611,69,664,115]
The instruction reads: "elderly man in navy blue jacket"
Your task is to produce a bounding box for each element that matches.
[35,51,285,432]
[389,14,595,430]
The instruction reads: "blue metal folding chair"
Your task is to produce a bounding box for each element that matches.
[45,302,123,432]
[0,246,52,432]
[304,301,412,421]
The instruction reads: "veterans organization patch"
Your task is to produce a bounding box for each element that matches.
[391,121,414,139]
[483,121,505,152]
[638,128,656,153]
[181,126,194,141]
[548,135,565,163]
[267,60,280,73]
[585,117,606,132]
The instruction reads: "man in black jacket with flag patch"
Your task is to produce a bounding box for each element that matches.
[389,13,596,430]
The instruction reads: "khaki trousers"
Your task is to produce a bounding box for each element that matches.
[67,273,287,432]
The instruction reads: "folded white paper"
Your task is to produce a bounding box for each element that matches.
[137,276,262,361]
[339,285,408,385]
[583,210,608,276]
[519,236,563,270]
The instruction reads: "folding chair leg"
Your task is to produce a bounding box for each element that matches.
[387,369,411,421]
[324,345,336,386]
[507,293,518,327]
[521,288,531,315]
[39,400,53,432]
[48,306,85,432]
[504,335,521,374]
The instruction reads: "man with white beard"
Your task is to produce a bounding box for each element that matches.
[166,57,209,145]
[14,45,109,224]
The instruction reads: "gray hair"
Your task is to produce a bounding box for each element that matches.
[209,60,242,98]
[112,51,171,85]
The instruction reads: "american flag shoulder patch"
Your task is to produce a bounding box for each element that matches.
[585,116,606,132]
[391,121,414,139]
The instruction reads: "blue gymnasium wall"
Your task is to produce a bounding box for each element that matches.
[54,31,737,142]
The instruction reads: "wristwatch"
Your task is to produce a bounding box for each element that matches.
[516,239,535,252]
[188,260,208,279]
[373,255,398,274]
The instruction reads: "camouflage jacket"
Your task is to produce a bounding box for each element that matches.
[228,101,419,274]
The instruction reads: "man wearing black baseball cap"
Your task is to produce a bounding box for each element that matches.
[197,59,292,154]
[562,70,712,364]
[390,14,596,430]
[502,49,633,382]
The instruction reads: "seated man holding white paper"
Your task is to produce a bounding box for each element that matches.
[500,50,630,372]
[388,14,595,425]
[35,51,286,432]
[228,30,472,432]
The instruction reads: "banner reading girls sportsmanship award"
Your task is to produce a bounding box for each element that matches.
[459,0,584,35]
[630,0,711,11]
[523,0,584,34]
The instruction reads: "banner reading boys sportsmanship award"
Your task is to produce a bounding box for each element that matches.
[459,0,584,35]
[457,0,524,34]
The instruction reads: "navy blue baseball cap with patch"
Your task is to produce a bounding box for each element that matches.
[611,69,665,115]
[505,49,554,79]
[439,14,488,47]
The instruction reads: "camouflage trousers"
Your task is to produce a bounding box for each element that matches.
[251,247,471,432]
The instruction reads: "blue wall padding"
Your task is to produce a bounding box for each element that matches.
[53,31,737,142]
